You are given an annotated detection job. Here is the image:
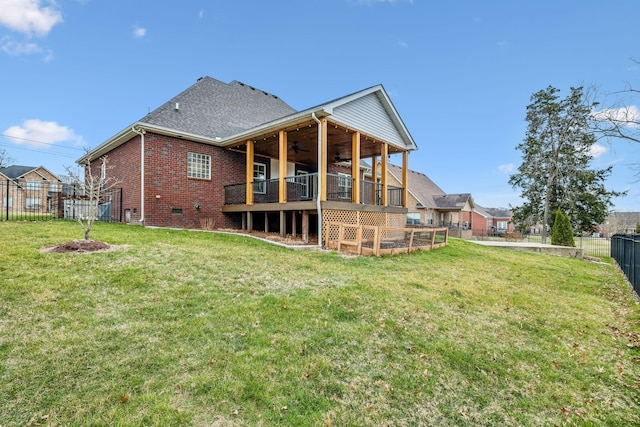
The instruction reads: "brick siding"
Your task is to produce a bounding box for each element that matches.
[93,132,246,229]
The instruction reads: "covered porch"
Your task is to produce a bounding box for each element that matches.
[220,85,417,244]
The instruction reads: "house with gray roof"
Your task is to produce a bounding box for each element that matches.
[464,204,514,237]
[79,77,418,243]
[381,162,474,236]
[0,165,62,217]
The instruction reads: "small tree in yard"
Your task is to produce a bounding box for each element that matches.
[65,155,120,241]
[551,209,575,247]
[0,148,15,168]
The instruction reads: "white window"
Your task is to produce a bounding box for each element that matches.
[487,219,492,228]
[407,212,420,225]
[26,198,40,209]
[4,196,12,207]
[187,152,211,179]
[49,183,59,192]
[100,161,107,181]
[497,221,508,230]
[253,162,266,194]
[337,173,352,199]
[427,212,434,225]
[26,181,41,190]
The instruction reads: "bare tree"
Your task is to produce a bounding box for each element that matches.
[0,148,15,168]
[590,59,640,146]
[591,86,640,144]
[64,155,121,241]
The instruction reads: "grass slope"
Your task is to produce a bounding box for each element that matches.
[1,221,639,426]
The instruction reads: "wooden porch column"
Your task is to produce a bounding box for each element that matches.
[246,140,254,205]
[351,132,361,204]
[279,130,287,203]
[302,211,309,244]
[402,150,409,208]
[279,210,286,237]
[381,143,388,206]
[320,118,328,202]
[292,212,297,237]
[371,155,377,204]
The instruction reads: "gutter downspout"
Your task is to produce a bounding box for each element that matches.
[132,126,146,224]
[311,112,323,248]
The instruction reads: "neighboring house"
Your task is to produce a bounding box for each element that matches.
[0,165,62,216]
[79,77,418,243]
[600,212,640,237]
[381,163,474,237]
[464,205,514,237]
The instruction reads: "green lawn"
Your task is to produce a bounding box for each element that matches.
[1,221,639,426]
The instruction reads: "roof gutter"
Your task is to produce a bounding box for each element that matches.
[311,112,323,249]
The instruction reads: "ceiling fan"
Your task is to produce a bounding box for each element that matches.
[290,141,310,153]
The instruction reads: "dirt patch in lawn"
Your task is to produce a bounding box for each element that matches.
[42,240,116,254]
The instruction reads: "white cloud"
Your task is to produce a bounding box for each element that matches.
[4,119,84,148]
[132,25,147,38]
[498,163,514,173]
[0,0,63,36]
[1,38,41,55]
[588,143,609,159]
[198,10,204,19]
[591,105,640,128]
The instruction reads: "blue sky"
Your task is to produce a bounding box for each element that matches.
[1,0,638,211]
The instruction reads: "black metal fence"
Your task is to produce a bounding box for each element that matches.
[611,234,639,297]
[0,179,122,223]
[1,179,62,220]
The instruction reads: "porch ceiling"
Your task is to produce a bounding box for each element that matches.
[229,120,405,165]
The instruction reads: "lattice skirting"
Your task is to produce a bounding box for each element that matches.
[321,209,406,244]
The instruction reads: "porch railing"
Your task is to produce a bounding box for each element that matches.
[224,173,403,207]
[224,183,246,205]
[387,185,403,207]
[360,180,381,205]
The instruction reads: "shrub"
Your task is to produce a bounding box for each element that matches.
[551,209,575,247]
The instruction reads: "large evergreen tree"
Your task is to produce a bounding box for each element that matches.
[509,86,622,243]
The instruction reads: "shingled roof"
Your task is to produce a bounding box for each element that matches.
[140,77,296,140]
[0,165,37,179]
[433,193,473,210]
[0,165,61,182]
[81,77,418,163]
[386,163,445,209]
[483,207,512,218]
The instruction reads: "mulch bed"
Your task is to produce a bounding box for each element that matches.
[44,240,114,254]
